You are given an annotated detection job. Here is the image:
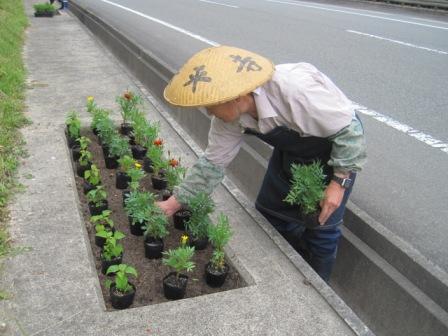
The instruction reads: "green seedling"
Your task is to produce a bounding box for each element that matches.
[118,155,135,174]
[86,186,107,207]
[65,111,81,139]
[208,213,232,271]
[84,164,101,186]
[127,166,145,192]
[91,210,114,231]
[33,3,55,14]
[143,207,168,240]
[162,246,195,281]
[99,230,125,261]
[79,149,92,167]
[105,264,137,294]
[108,134,130,158]
[185,192,215,240]
[116,90,142,124]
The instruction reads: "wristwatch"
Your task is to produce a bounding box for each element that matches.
[331,175,352,188]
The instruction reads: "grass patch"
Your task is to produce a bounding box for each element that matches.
[0,0,29,297]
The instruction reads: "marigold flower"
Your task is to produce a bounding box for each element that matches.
[153,138,163,147]
[169,158,179,167]
[134,163,142,169]
[123,92,133,100]
[87,96,94,102]
[180,234,189,245]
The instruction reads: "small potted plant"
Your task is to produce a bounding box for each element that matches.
[284,162,327,229]
[91,210,114,248]
[86,186,108,216]
[205,213,233,287]
[185,193,214,250]
[122,164,145,206]
[33,3,56,17]
[86,96,97,114]
[143,208,168,259]
[91,108,110,136]
[162,156,186,201]
[124,191,156,236]
[76,149,92,178]
[130,113,149,160]
[162,244,195,300]
[147,142,168,190]
[116,90,142,136]
[99,230,125,274]
[105,135,130,169]
[72,136,90,162]
[83,164,101,194]
[116,155,135,189]
[96,117,116,149]
[65,111,81,148]
[105,264,137,310]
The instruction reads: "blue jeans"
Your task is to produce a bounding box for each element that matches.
[259,173,356,282]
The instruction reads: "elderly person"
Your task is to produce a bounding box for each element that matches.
[158,46,366,281]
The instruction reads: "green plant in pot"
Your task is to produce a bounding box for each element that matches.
[163,156,186,201]
[162,245,195,300]
[105,264,138,310]
[65,111,81,148]
[96,117,116,150]
[122,164,145,206]
[99,230,125,274]
[76,149,92,178]
[105,135,130,169]
[147,143,168,190]
[33,3,55,17]
[185,192,214,250]
[91,210,114,248]
[284,162,327,229]
[143,207,168,259]
[142,122,160,173]
[205,213,233,287]
[91,108,110,136]
[83,164,101,194]
[86,185,108,216]
[86,96,97,114]
[116,90,142,135]
[116,155,135,190]
[72,136,90,162]
[124,191,156,236]
[130,112,149,160]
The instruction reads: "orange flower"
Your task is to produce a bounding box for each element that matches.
[123,92,133,100]
[169,158,179,167]
[153,138,163,147]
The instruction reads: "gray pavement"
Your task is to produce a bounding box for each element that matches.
[0,2,370,335]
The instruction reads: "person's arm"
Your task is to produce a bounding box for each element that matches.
[318,116,367,224]
[157,116,243,216]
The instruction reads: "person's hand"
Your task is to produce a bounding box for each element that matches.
[318,181,345,225]
[156,195,182,217]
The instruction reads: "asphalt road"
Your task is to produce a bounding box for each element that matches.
[71,0,448,271]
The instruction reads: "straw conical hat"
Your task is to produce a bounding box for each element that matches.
[164,46,274,107]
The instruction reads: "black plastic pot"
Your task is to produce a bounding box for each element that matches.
[144,237,164,259]
[128,217,145,236]
[131,145,147,160]
[88,200,108,216]
[102,145,110,158]
[151,175,167,190]
[173,210,191,231]
[143,157,153,173]
[95,227,115,248]
[83,181,96,194]
[34,11,55,17]
[104,155,119,169]
[128,135,136,146]
[66,134,78,149]
[116,172,130,189]
[189,235,208,251]
[120,122,133,136]
[76,162,91,178]
[110,283,136,310]
[163,272,188,300]
[101,253,122,274]
[205,262,229,288]
[72,145,81,161]
[122,190,131,207]
[92,127,99,136]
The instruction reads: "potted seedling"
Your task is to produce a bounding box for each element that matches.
[116,155,135,189]
[141,121,160,171]
[33,3,55,17]
[86,186,108,216]
[116,90,142,135]
[86,96,97,114]
[83,164,101,194]
[130,113,148,160]
[205,213,233,287]
[162,244,195,300]
[143,207,168,259]
[185,192,214,250]
[122,164,145,206]
[96,117,116,149]
[76,149,92,178]
[73,136,90,162]
[124,191,156,236]
[105,135,130,169]
[91,108,110,136]
[147,142,168,190]
[162,156,186,201]
[284,162,327,229]
[91,210,114,248]
[105,264,138,309]
[99,230,125,274]
[65,111,81,148]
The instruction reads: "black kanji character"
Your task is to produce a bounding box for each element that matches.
[183,65,212,93]
[229,55,262,73]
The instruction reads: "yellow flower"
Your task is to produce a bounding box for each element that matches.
[87,96,94,102]
[180,235,189,245]
[134,163,142,169]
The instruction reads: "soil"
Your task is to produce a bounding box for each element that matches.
[73,130,246,310]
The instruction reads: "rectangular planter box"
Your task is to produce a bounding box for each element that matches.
[34,12,55,17]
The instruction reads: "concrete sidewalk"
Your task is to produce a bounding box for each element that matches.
[0,2,370,335]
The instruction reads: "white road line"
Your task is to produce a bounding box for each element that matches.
[99,0,219,46]
[354,103,448,154]
[99,0,447,154]
[199,0,239,8]
[347,30,448,55]
[266,0,448,30]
